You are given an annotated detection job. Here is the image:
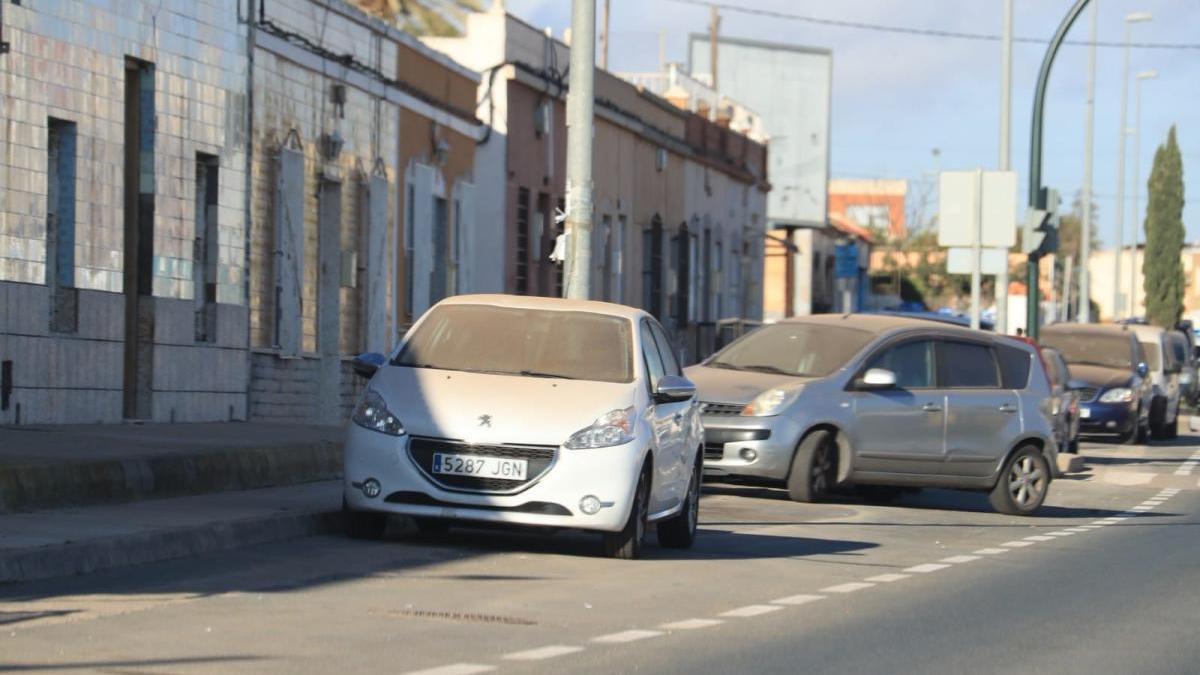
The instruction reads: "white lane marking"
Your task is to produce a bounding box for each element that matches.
[771,594,825,606]
[1047,531,1076,536]
[865,573,911,583]
[1002,540,1035,547]
[1131,506,1155,512]
[404,664,496,675]
[719,604,784,618]
[904,563,951,573]
[660,618,724,631]
[1108,516,1131,522]
[1064,528,1091,533]
[1024,535,1056,542]
[1078,525,1103,530]
[592,630,663,644]
[1107,471,1156,485]
[940,555,982,564]
[503,646,584,661]
[820,582,876,594]
[974,548,1010,555]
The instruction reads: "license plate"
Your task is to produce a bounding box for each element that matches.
[432,453,528,481]
[1080,406,1091,419]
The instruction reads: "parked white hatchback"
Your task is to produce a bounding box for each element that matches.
[342,294,703,558]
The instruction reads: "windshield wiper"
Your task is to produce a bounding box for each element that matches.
[457,367,571,379]
[706,361,742,371]
[738,364,793,375]
[517,370,571,379]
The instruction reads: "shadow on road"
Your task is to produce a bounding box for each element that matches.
[0,656,264,672]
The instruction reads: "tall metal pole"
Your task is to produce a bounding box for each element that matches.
[997,0,1012,334]
[1026,0,1091,341]
[1129,70,1156,318]
[1111,22,1132,320]
[564,0,596,300]
[1078,1,1098,322]
[599,0,610,71]
[971,169,984,330]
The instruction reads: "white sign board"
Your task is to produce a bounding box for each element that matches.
[947,247,1008,275]
[937,170,1017,248]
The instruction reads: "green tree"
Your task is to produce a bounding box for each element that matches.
[1143,126,1186,328]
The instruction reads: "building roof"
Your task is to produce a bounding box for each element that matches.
[828,213,875,244]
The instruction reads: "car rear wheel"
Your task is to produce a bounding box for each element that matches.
[658,453,701,549]
[787,429,837,503]
[1150,397,1168,439]
[601,466,649,559]
[988,446,1050,515]
[343,497,387,540]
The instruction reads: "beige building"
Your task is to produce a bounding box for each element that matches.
[1089,246,1200,323]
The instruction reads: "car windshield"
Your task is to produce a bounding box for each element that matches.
[1039,332,1133,370]
[394,304,634,383]
[707,323,873,377]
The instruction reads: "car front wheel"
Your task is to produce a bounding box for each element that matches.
[989,446,1050,515]
[601,466,649,559]
[787,429,837,503]
[657,452,701,548]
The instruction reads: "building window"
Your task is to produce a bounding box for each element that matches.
[193,153,219,341]
[672,224,691,327]
[713,235,723,319]
[515,187,530,294]
[405,182,415,316]
[642,216,663,318]
[554,197,565,297]
[702,228,713,322]
[431,196,449,303]
[47,118,78,333]
[600,214,613,301]
[612,215,626,304]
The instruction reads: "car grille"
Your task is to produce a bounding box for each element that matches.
[407,437,556,494]
[701,402,744,416]
[1075,387,1099,402]
[704,442,725,460]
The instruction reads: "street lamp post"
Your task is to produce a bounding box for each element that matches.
[1112,11,1152,321]
[1129,69,1157,318]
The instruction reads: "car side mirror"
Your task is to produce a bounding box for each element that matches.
[654,375,696,403]
[858,368,897,390]
[1136,362,1149,378]
[352,352,387,379]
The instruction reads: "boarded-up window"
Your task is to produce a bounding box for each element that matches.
[274,146,305,355]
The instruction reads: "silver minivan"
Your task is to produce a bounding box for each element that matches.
[686,314,1058,515]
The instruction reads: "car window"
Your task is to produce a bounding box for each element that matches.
[939,341,1000,388]
[864,339,935,389]
[1169,336,1187,365]
[997,342,1034,389]
[641,322,666,392]
[648,321,682,377]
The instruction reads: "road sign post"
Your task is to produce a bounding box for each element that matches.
[939,170,1017,330]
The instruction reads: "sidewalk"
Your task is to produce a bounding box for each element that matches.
[0,422,344,512]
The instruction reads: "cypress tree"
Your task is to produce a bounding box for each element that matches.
[1142,125,1186,328]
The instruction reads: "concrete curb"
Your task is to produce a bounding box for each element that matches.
[0,509,345,584]
[0,442,343,513]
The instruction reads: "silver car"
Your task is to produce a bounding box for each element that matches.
[685,315,1058,515]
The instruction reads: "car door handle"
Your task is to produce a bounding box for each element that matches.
[921,402,942,413]
[998,404,1018,413]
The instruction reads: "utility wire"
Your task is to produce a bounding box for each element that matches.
[666,0,1200,50]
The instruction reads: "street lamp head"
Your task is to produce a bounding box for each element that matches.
[1125,12,1152,23]
[1136,70,1158,80]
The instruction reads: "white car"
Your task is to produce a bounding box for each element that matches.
[1129,323,1182,439]
[342,294,703,559]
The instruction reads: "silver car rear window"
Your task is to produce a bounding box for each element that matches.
[395,305,634,383]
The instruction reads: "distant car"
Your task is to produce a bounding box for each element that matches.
[686,314,1057,515]
[1129,324,1182,439]
[342,294,703,559]
[1166,329,1198,406]
[1040,346,1081,454]
[1039,324,1153,444]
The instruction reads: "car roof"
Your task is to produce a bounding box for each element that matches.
[1126,323,1167,340]
[1041,322,1136,339]
[436,294,649,321]
[778,312,989,340]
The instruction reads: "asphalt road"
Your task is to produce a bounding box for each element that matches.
[3,428,1199,675]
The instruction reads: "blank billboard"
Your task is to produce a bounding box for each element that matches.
[690,35,832,229]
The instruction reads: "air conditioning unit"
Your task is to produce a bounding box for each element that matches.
[534,100,552,137]
[656,147,668,172]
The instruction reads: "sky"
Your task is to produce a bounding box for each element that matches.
[502,0,1200,248]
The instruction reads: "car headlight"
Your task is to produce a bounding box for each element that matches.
[352,389,405,436]
[1099,387,1133,404]
[565,407,636,449]
[741,385,804,417]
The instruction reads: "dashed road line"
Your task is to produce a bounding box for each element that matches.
[1002,540,1035,547]
[820,582,876,594]
[864,573,911,583]
[719,604,784,618]
[904,563,951,573]
[771,594,825,606]
[1024,535,1056,542]
[592,630,664,644]
[1047,531,1076,536]
[974,548,1010,555]
[660,618,724,631]
[939,555,981,564]
[404,664,496,675]
[502,646,584,661]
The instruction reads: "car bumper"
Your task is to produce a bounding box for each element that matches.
[700,414,804,481]
[1077,401,1136,434]
[342,423,643,533]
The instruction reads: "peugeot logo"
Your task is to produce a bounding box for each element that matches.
[478,414,492,428]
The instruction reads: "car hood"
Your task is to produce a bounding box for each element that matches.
[1067,364,1133,390]
[368,366,637,446]
[683,365,813,405]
